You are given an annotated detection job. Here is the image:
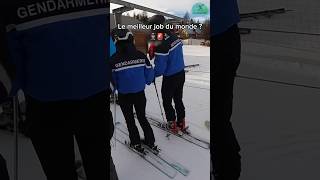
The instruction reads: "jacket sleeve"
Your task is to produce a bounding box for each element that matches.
[109,37,116,57]
[144,56,155,85]
[111,71,118,91]
[109,57,118,91]
[109,39,117,91]
[154,47,169,77]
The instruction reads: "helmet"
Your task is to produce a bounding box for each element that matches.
[148,15,166,25]
[111,28,134,44]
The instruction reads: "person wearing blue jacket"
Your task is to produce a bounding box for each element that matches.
[212,0,242,180]
[110,37,117,56]
[110,28,158,153]
[148,15,186,133]
[1,1,112,180]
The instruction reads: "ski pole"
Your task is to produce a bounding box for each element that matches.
[112,91,117,148]
[153,81,170,138]
[13,96,18,180]
[148,59,169,137]
[153,81,166,124]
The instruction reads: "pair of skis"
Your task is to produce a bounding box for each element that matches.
[114,122,190,179]
[144,113,210,150]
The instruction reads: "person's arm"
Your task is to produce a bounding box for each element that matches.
[109,56,118,92]
[144,56,155,85]
[111,70,118,91]
[148,43,156,60]
[109,39,117,92]
[109,37,116,57]
[154,45,169,77]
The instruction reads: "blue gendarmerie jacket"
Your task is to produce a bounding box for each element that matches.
[212,0,240,36]
[2,0,110,101]
[110,44,154,94]
[154,31,185,77]
[110,38,116,57]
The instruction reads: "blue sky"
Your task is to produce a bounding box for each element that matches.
[110,0,210,22]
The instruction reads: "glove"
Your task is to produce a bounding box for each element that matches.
[148,43,156,60]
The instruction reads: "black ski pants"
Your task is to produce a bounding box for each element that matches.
[212,24,242,180]
[25,90,114,180]
[118,91,155,146]
[161,70,186,123]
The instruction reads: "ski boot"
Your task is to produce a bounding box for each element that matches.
[130,144,146,155]
[177,119,190,135]
[147,144,161,155]
[167,121,178,134]
[149,144,161,154]
[141,139,161,155]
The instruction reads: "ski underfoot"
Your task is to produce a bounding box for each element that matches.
[143,113,210,150]
[115,122,177,179]
[115,122,190,176]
